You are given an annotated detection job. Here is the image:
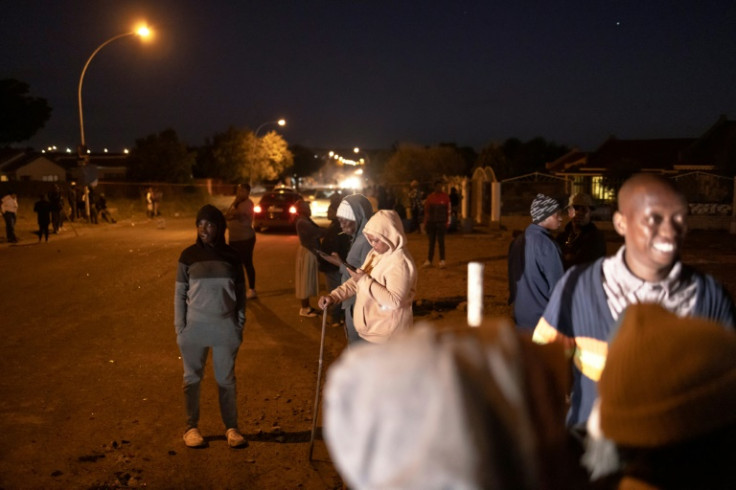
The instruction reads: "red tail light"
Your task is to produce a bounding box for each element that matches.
[288,205,298,214]
[254,204,262,213]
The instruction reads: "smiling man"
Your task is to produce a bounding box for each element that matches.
[532,174,736,429]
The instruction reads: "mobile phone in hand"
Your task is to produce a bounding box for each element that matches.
[318,250,356,272]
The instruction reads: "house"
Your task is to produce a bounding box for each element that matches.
[547,115,736,203]
[0,149,130,183]
[0,149,67,182]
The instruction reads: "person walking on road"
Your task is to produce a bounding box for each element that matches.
[422,180,451,268]
[174,204,248,448]
[226,184,258,299]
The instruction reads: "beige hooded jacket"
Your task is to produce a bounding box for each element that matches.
[329,210,417,343]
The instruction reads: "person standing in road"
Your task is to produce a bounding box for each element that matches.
[532,174,736,430]
[226,184,258,300]
[320,194,375,344]
[422,180,451,268]
[174,204,248,449]
[1,192,19,243]
[408,180,423,233]
[49,184,63,233]
[319,210,417,343]
[507,193,564,332]
[33,193,52,242]
[556,192,607,270]
[294,200,321,317]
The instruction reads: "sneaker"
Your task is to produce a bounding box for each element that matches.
[226,428,248,448]
[439,260,446,269]
[422,260,432,268]
[299,307,318,318]
[246,289,257,299]
[183,428,205,447]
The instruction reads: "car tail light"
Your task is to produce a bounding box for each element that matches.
[289,205,298,214]
[254,204,262,213]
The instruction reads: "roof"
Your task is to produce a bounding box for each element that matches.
[587,137,695,173]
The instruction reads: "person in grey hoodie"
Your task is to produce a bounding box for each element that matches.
[321,194,374,345]
[174,204,247,448]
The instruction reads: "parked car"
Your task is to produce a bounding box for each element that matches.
[253,188,303,232]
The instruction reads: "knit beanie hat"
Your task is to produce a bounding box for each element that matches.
[530,194,560,224]
[599,303,736,448]
[336,200,356,221]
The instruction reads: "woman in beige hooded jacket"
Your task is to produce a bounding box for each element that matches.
[319,210,417,343]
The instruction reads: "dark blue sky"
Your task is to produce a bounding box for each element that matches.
[3,1,735,152]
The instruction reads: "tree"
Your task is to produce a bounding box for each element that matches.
[382,143,467,184]
[127,129,195,182]
[199,127,294,184]
[477,137,570,180]
[0,79,52,145]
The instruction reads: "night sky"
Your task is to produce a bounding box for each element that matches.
[3,1,735,153]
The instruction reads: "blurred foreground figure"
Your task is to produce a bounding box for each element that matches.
[585,304,736,489]
[324,320,588,489]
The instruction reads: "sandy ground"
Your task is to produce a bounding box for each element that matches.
[1,209,734,489]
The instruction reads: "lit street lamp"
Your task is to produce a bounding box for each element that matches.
[78,25,152,150]
[77,24,151,220]
[255,118,286,137]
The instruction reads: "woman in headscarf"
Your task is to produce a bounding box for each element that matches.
[318,210,417,343]
[320,194,374,344]
[174,204,247,448]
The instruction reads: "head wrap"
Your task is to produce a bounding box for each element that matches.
[336,200,356,221]
[599,303,736,447]
[530,194,560,224]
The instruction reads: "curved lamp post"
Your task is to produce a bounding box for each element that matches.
[77,25,151,220]
[78,25,151,150]
[255,118,286,137]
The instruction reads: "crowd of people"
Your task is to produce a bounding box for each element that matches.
[7,173,708,487]
[1,183,122,244]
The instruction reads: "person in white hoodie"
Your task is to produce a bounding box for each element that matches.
[319,209,417,343]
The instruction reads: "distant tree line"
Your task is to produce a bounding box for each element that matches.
[2,77,570,186]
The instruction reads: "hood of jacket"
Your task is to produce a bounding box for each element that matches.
[362,209,406,252]
[195,204,228,248]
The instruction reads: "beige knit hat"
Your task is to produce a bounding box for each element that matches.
[599,303,736,448]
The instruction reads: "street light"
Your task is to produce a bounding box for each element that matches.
[77,24,151,220]
[353,146,369,165]
[78,25,152,149]
[255,118,286,137]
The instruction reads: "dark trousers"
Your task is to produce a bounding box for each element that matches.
[426,222,446,261]
[38,221,50,242]
[231,237,256,289]
[3,212,17,242]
